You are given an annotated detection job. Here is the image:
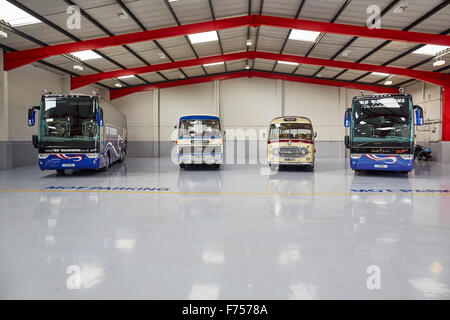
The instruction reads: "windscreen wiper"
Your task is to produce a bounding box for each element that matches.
[354,141,376,147]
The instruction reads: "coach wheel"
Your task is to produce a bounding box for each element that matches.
[119,150,126,163]
[104,153,111,171]
[56,169,65,175]
[269,163,279,171]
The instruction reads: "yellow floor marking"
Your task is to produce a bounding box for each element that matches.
[0,189,449,196]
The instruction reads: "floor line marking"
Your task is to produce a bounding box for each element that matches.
[0,189,449,196]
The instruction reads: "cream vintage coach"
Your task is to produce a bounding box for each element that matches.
[266,116,316,170]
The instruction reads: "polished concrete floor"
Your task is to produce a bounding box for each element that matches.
[0,157,450,299]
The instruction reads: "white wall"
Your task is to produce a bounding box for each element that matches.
[112,78,369,143]
[7,65,64,141]
[220,77,280,132]
[405,82,442,142]
[113,91,154,141]
[160,82,215,141]
[285,82,346,141]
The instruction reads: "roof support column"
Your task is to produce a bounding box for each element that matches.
[276,79,283,116]
[153,88,160,157]
[0,50,12,169]
[443,86,450,142]
[214,80,220,118]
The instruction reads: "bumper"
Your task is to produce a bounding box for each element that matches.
[268,156,314,166]
[38,155,100,170]
[350,154,413,172]
[177,153,223,164]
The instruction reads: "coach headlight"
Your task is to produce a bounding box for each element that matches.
[400,154,413,160]
[38,153,50,159]
[86,153,99,158]
[271,148,280,156]
[350,154,362,159]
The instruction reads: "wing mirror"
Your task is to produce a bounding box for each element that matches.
[314,132,317,138]
[28,106,39,126]
[414,105,424,126]
[344,108,351,128]
[97,107,104,127]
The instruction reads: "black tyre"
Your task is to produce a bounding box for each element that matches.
[119,149,126,163]
[56,169,65,175]
[179,163,185,169]
[104,153,110,171]
[269,163,279,171]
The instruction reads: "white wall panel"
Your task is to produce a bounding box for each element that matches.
[113,91,154,141]
[284,82,343,141]
[220,77,279,130]
[7,65,63,141]
[405,82,443,142]
[159,82,215,141]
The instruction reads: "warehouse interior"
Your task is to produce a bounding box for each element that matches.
[0,0,450,299]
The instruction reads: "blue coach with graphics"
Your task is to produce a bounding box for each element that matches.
[344,93,424,173]
[28,92,127,174]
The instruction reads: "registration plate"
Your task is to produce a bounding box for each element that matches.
[62,164,75,168]
[374,164,388,168]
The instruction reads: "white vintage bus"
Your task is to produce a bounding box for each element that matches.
[176,114,223,168]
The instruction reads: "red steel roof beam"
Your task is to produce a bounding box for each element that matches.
[4,15,450,71]
[3,15,252,71]
[73,51,450,90]
[110,70,398,100]
[255,15,450,47]
[71,52,249,89]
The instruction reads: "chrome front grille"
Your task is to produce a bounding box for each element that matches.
[279,147,309,158]
[180,146,222,155]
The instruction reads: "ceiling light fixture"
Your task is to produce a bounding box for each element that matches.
[289,29,320,42]
[114,79,123,88]
[342,49,351,57]
[0,0,41,27]
[71,50,102,61]
[117,11,128,19]
[371,72,390,77]
[246,39,252,46]
[433,59,445,67]
[413,45,450,56]
[384,74,395,85]
[118,75,135,79]
[73,64,83,71]
[245,65,250,70]
[188,31,218,44]
[278,61,298,66]
[432,49,448,67]
[203,62,224,67]
[393,1,408,14]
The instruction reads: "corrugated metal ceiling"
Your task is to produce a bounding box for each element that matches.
[0,0,448,89]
